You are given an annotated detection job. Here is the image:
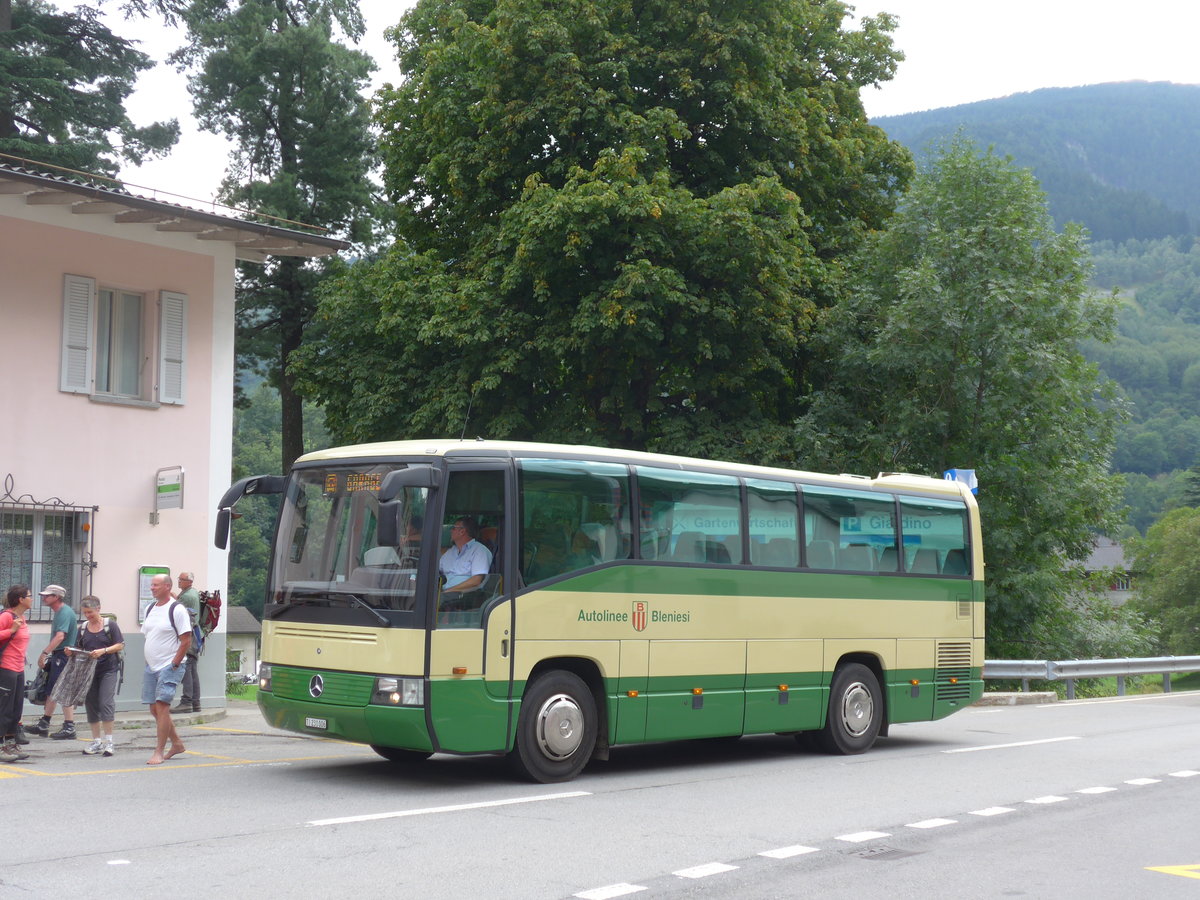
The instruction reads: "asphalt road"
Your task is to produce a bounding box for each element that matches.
[3,693,1198,899]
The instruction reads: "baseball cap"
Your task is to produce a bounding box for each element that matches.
[39,584,66,599]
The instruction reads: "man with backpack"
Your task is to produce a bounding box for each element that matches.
[28,585,77,741]
[141,574,191,765]
[172,571,202,714]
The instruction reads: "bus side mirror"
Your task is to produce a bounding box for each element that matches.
[379,465,441,501]
[214,474,286,550]
[376,466,441,546]
[215,508,232,550]
[377,500,402,547]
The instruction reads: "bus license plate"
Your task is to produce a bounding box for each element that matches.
[305,716,327,730]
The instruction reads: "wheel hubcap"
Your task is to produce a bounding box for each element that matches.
[535,693,584,760]
[840,681,874,737]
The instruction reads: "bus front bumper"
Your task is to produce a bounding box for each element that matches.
[257,691,435,752]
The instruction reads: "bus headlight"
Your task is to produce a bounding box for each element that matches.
[258,664,272,692]
[372,676,424,706]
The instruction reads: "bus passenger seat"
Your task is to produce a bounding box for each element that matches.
[704,540,731,564]
[878,546,900,572]
[942,548,969,575]
[580,522,616,561]
[760,538,797,567]
[805,540,835,569]
[672,531,706,563]
[910,548,938,573]
[838,544,876,572]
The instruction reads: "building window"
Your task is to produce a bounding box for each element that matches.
[60,274,187,405]
[95,288,143,397]
[0,509,81,623]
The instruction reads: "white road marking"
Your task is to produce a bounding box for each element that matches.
[107,860,131,866]
[1125,778,1161,785]
[1076,786,1117,794]
[574,884,648,899]
[836,831,891,843]
[759,845,820,859]
[969,806,1015,816]
[307,790,591,826]
[943,736,1081,753]
[1169,770,1200,777]
[1025,795,1069,804]
[907,818,957,829]
[673,862,738,879]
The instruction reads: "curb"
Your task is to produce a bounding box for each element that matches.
[23,707,229,732]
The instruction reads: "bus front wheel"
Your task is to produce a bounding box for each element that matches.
[816,663,882,755]
[509,671,597,783]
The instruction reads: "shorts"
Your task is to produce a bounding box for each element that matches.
[141,661,186,705]
[43,650,69,697]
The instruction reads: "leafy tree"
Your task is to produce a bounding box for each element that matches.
[1128,506,1200,654]
[0,0,178,173]
[228,383,329,617]
[293,0,911,458]
[171,0,377,472]
[797,137,1129,658]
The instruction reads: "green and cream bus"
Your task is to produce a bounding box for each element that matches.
[215,440,983,783]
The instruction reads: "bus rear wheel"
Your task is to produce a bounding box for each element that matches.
[508,671,597,783]
[371,745,433,764]
[816,663,882,755]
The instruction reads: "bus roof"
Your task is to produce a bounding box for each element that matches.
[296,440,971,501]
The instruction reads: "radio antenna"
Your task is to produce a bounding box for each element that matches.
[459,385,477,441]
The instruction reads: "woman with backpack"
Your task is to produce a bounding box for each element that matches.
[0,585,33,763]
[66,596,124,757]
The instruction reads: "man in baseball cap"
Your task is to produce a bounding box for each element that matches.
[28,585,77,740]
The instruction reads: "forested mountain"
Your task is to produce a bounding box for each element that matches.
[876,83,1200,535]
[875,82,1200,243]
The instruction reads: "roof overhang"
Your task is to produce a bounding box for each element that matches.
[0,163,349,263]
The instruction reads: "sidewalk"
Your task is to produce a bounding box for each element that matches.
[22,701,240,732]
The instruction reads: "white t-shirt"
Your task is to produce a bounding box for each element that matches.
[142,600,191,670]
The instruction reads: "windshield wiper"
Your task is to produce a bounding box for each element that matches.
[342,592,391,627]
[265,590,391,626]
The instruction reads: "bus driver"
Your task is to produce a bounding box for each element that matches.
[439,516,492,596]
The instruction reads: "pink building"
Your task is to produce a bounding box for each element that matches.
[0,160,345,709]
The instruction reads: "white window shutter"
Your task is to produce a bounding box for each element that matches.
[158,291,187,405]
[60,274,95,394]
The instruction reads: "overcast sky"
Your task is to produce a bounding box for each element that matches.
[102,0,1200,205]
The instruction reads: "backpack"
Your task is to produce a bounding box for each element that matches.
[79,617,125,689]
[199,589,222,637]
[168,600,205,656]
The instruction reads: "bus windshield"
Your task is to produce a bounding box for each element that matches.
[268,463,429,619]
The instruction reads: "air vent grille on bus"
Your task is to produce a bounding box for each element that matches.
[935,641,973,700]
[273,624,378,645]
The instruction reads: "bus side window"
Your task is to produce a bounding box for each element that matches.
[898,497,970,577]
[635,466,740,566]
[747,478,799,567]
[519,458,632,586]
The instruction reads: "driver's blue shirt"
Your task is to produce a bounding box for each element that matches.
[439,539,492,589]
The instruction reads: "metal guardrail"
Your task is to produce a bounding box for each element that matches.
[984,656,1200,699]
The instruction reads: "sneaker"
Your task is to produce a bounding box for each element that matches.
[102,742,115,757]
[81,739,104,755]
[28,718,50,737]
[1,740,29,762]
[14,723,29,745]
[171,702,191,714]
[50,724,77,741]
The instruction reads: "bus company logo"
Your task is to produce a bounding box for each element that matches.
[632,601,647,632]
[309,674,324,698]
